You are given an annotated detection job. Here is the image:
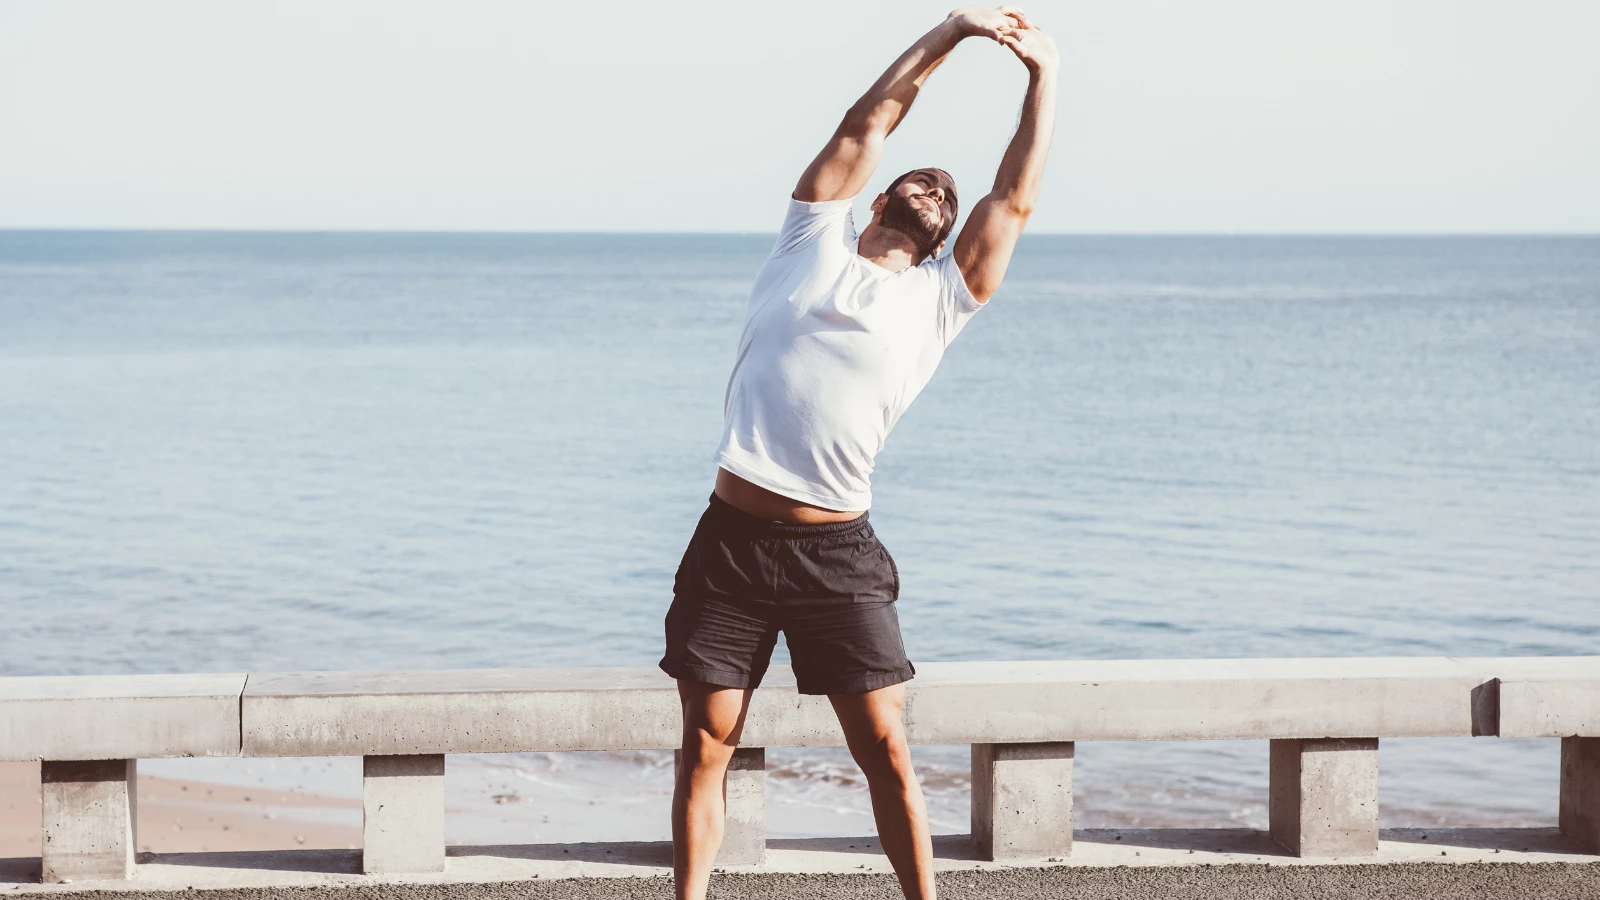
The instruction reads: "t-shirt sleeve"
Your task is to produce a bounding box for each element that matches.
[930,251,984,347]
[770,196,857,258]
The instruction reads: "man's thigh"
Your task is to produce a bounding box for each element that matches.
[677,680,754,748]
[661,592,780,690]
[828,682,909,751]
[783,600,915,695]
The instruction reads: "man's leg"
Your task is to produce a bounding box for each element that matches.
[672,679,753,900]
[830,684,935,900]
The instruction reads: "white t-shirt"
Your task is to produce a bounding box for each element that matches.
[714,195,984,511]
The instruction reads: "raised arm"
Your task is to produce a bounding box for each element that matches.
[794,8,1023,203]
[951,20,1058,303]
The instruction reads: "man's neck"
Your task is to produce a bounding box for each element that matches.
[856,224,922,272]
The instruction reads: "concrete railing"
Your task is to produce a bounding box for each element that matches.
[3,657,1598,884]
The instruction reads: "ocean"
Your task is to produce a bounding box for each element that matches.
[2,230,1597,842]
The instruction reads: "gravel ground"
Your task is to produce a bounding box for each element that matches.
[48,863,1600,900]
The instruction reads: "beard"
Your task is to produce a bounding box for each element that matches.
[878,193,944,259]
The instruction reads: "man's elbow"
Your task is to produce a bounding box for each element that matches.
[1000,196,1036,219]
[986,194,1035,221]
[838,104,895,141]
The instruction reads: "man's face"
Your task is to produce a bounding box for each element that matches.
[891,169,956,234]
[879,168,959,258]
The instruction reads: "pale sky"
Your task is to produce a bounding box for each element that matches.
[2,0,1597,233]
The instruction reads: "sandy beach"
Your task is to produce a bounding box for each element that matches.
[0,761,360,859]
[2,743,1552,864]
[0,752,836,863]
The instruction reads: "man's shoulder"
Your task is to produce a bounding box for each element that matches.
[910,252,981,313]
[911,251,962,285]
[772,196,856,259]
[755,231,853,294]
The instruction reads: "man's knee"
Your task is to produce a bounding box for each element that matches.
[680,725,739,764]
[678,706,744,773]
[677,682,751,763]
[851,729,915,782]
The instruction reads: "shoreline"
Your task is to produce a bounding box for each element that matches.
[3,745,1559,862]
[0,762,360,859]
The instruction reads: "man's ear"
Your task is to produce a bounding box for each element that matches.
[869,193,887,213]
[934,240,947,258]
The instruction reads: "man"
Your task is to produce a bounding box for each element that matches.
[660,7,1057,899]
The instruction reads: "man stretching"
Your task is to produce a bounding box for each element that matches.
[659,7,1057,899]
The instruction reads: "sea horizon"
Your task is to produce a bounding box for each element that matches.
[3,230,1596,841]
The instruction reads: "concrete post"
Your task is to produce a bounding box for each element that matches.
[971,741,1074,861]
[41,759,137,883]
[1560,736,1600,853]
[1269,737,1379,857]
[362,754,445,874]
[675,746,765,866]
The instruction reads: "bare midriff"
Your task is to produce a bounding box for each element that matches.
[713,468,866,525]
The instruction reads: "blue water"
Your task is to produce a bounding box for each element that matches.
[2,231,1597,833]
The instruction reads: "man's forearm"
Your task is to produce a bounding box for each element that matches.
[989,67,1058,215]
[795,8,1020,203]
[948,19,1058,302]
[840,19,968,139]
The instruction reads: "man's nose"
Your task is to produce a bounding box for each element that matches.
[927,187,944,202]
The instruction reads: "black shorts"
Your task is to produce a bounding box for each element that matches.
[659,494,915,695]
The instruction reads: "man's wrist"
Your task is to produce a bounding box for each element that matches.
[938,14,975,40]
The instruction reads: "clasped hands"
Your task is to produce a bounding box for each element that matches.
[947,6,1059,73]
